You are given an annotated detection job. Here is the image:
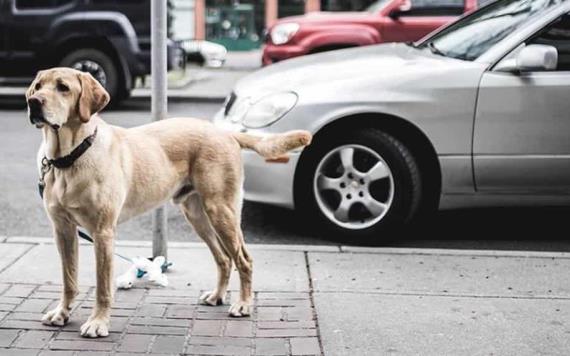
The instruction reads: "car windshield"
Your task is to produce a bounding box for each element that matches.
[417,0,564,61]
[366,0,393,12]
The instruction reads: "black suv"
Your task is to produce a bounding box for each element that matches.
[0,0,184,102]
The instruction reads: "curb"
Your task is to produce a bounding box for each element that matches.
[340,245,570,258]
[2,236,341,253]
[0,92,226,103]
[130,92,226,102]
[4,236,570,259]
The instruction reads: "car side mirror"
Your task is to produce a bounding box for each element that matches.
[495,44,558,73]
[389,0,412,19]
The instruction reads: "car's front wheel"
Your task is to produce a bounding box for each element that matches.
[60,48,122,103]
[296,129,422,242]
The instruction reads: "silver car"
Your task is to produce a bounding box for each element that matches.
[214,0,570,241]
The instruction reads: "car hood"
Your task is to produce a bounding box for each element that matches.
[235,43,487,100]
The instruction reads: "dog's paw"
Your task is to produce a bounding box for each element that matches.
[229,300,251,317]
[80,317,109,338]
[199,291,225,306]
[41,305,70,326]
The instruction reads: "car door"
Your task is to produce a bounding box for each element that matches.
[473,13,570,193]
[382,0,465,42]
[0,0,7,64]
[4,0,74,76]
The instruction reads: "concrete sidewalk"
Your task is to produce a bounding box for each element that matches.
[0,51,262,102]
[0,67,248,102]
[0,238,567,355]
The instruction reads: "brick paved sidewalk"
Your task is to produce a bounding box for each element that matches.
[0,284,322,356]
[2,239,569,355]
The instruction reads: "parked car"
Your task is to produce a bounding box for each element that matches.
[262,0,484,66]
[182,40,227,68]
[0,0,184,102]
[215,0,570,242]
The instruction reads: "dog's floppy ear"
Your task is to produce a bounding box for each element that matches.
[77,72,110,123]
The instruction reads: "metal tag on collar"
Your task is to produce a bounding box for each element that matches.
[38,157,52,199]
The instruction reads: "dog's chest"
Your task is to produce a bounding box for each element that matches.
[44,175,84,210]
[43,167,106,214]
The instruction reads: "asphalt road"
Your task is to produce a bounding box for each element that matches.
[2,98,570,251]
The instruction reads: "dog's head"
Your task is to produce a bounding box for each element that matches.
[26,67,110,129]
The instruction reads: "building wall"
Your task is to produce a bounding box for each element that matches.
[171,0,196,40]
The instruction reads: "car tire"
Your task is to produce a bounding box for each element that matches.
[59,48,121,103]
[295,129,422,243]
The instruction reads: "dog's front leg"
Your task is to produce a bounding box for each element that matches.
[42,220,78,326]
[80,229,114,338]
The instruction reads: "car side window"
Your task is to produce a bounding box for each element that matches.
[15,0,73,9]
[527,13,570,71]
[405,0,465,16]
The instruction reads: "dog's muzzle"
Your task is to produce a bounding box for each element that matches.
[27,96,48,128]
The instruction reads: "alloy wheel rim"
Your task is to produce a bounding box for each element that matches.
[313,144,394,230]
[71,60,107,87]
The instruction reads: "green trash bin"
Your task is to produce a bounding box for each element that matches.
[206,4,260,51]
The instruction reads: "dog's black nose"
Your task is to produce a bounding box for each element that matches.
[28,95,45,125]
[27,96,44,111]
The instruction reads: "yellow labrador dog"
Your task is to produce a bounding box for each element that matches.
[26,68,311,338]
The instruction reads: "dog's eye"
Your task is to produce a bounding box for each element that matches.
[57,83,69,92]
[34,82,41,90]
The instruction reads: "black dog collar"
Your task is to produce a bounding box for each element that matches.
[48,127,98,169]
[38,127,98,199]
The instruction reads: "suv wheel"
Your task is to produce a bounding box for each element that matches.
[60,48,121,102]
[296,129,422,243]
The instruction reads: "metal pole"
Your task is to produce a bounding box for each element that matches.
[151,0,168,259]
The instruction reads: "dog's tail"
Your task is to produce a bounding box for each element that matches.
[232,130,312,162]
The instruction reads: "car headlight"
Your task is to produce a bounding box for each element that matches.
[271,23,300,45]
[226,96,251,124]
[242,92,298,128]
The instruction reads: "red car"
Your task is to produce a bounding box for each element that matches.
[262,0,480,66]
